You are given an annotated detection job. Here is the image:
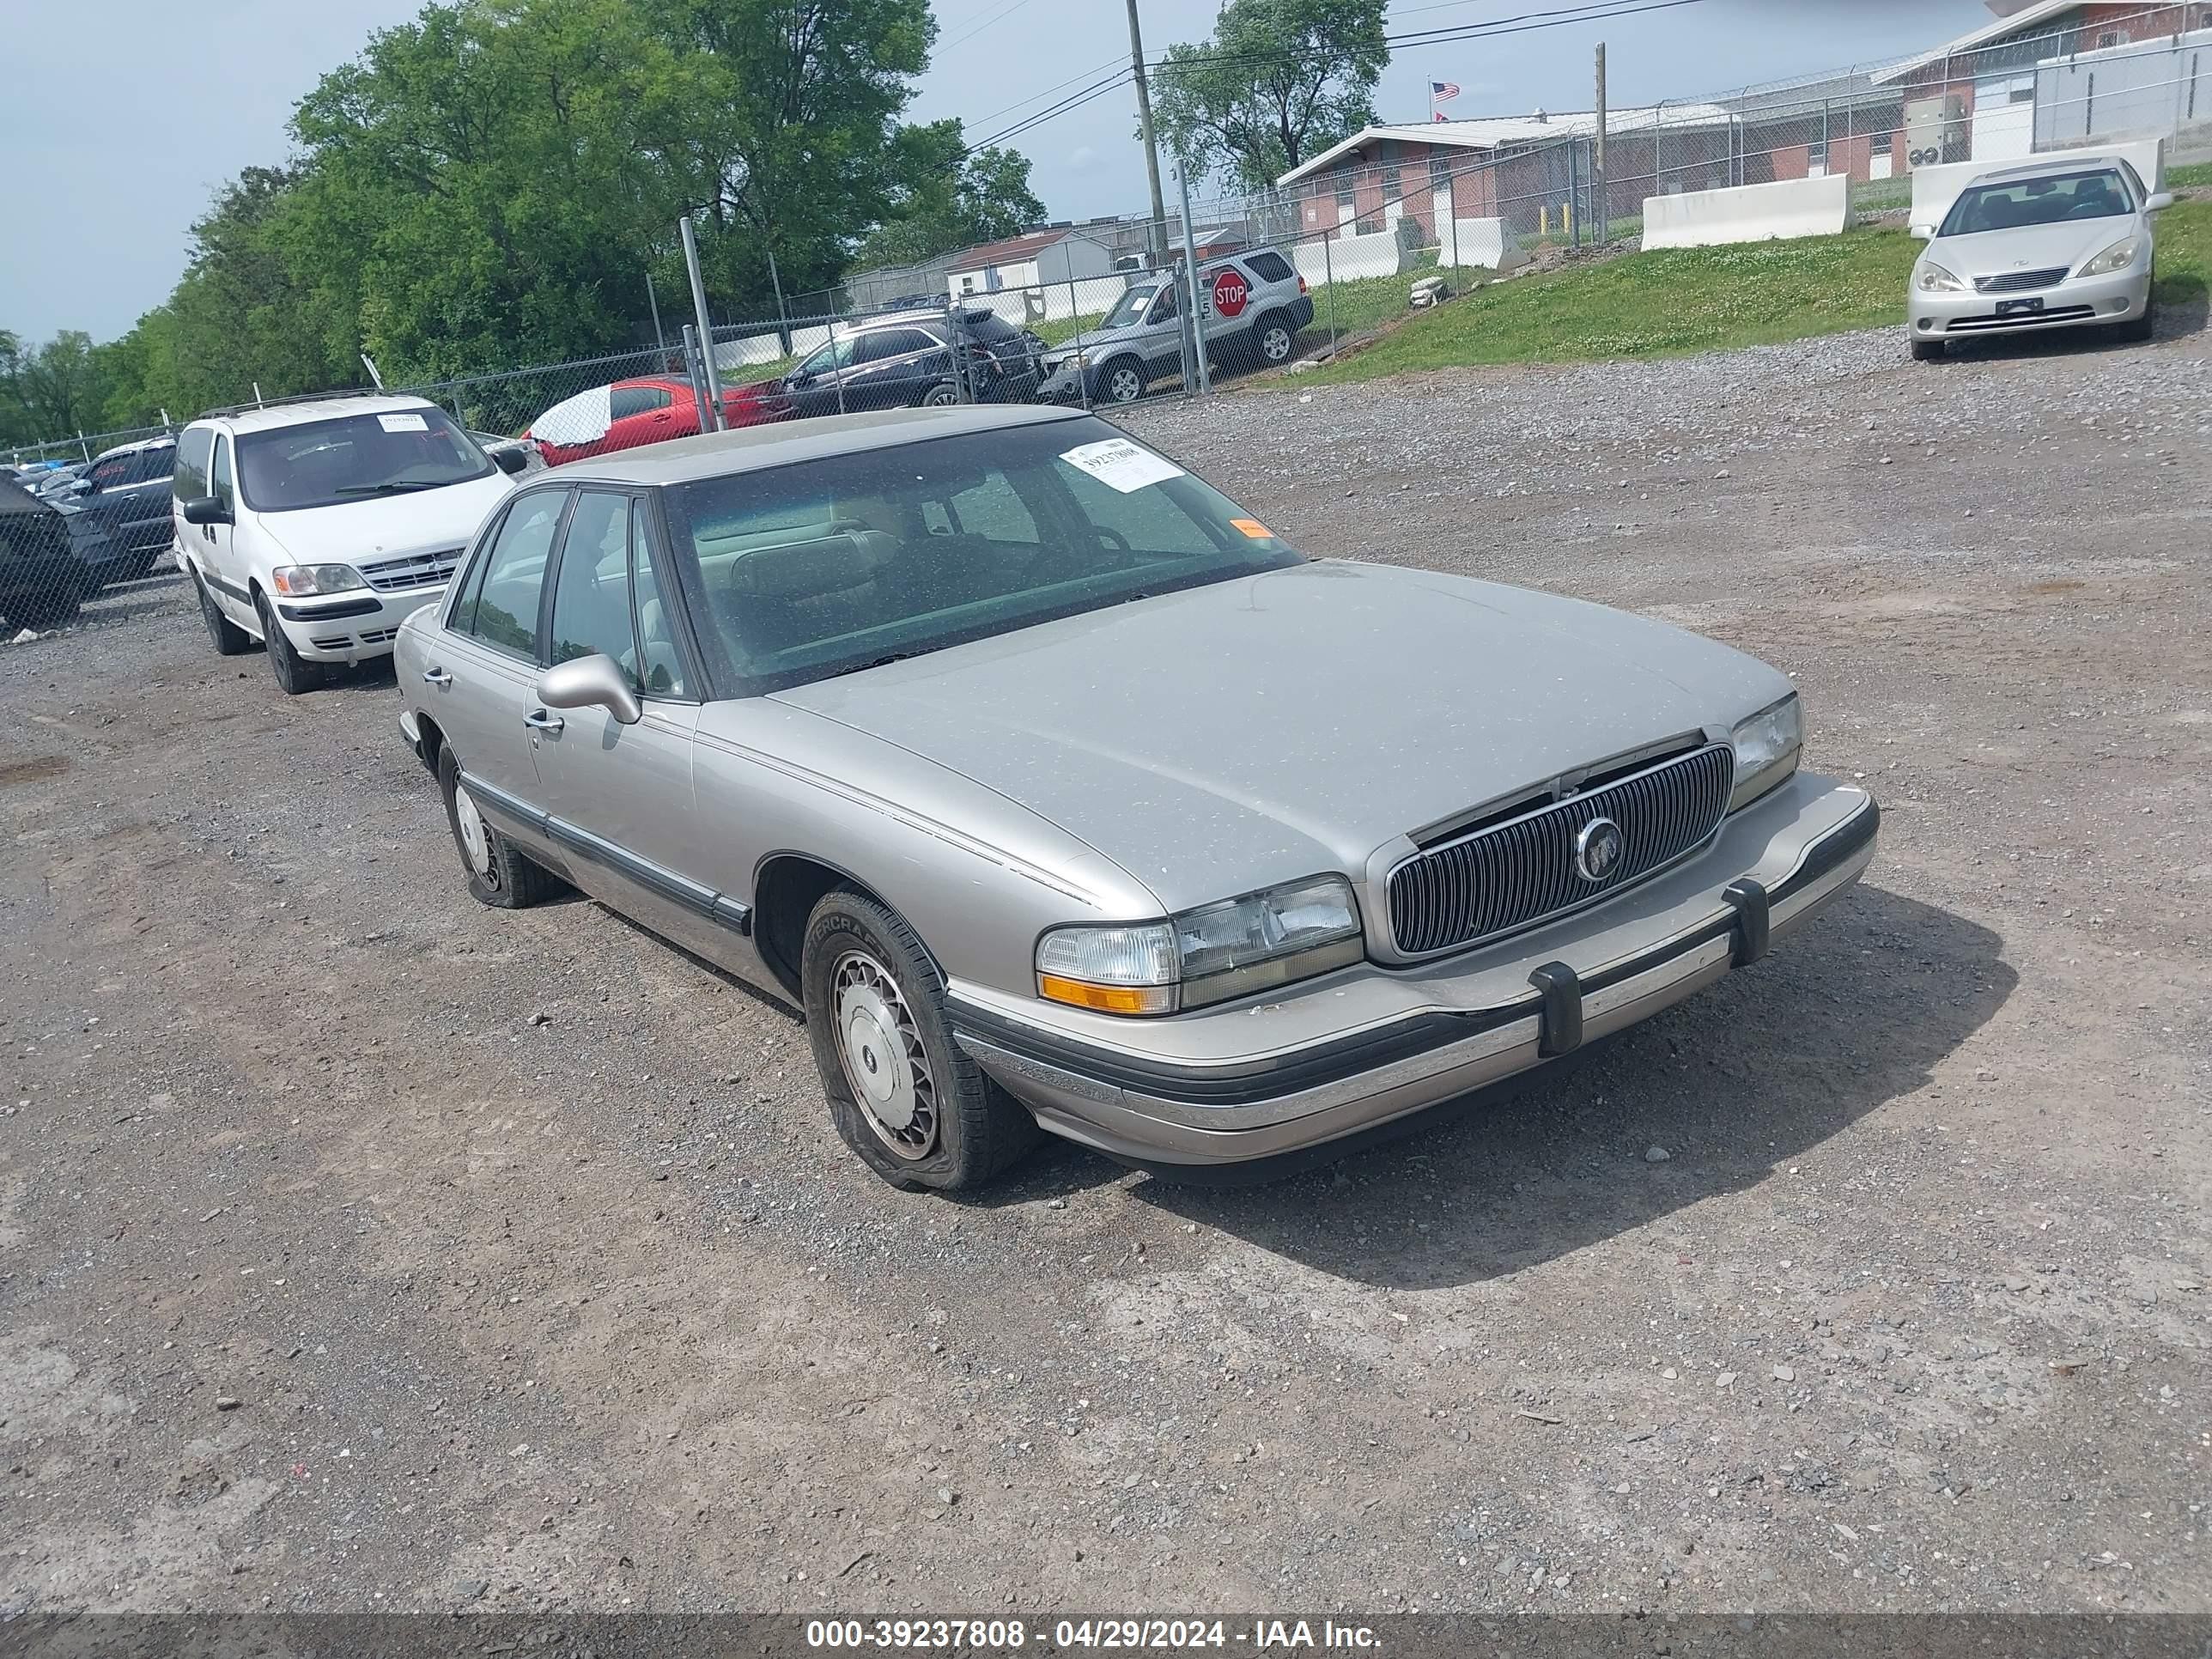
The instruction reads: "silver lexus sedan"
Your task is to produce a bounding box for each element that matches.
[1908,154,2172,361]
[396,406,1879,1191]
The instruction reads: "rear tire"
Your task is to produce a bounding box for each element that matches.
[439,745,559,909]
[192,566,253,655]
[921,382,961,408]
[257,590,325,695]
[800,888,1040,1192]
[1254,313,1297,368]
[1909,337,1944,362]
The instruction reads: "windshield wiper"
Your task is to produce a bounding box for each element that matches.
[333,480,442,495]
[820,650,933,680]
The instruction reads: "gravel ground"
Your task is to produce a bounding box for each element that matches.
[1,321,2207,1620]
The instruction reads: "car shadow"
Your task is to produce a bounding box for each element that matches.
[983,887,2011,1286]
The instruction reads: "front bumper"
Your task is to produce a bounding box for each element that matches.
[279,586,447,663]
[1909,266,2149,339]
[948,773,1879,1170]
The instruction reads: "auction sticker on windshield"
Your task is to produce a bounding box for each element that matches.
[377,412,428,433]
[1060,437,1184,495]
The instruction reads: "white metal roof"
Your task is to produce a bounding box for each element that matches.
[191,393,438,434]
[1276,103,1734,187]
[1870,0,2089,84]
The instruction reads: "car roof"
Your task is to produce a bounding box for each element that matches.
[189,393,440,434]
[550,404,1094,489]
[1967,155,2136,186]
[93,434,176,460]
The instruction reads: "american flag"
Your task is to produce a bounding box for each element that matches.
[1431,81,1461,100]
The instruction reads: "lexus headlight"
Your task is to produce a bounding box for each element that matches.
[1036,875,1364,1016]
[2077,234,2143,278]
[1914,262,1967,294]
[269,563,368,597]
[1729,694,1802,811]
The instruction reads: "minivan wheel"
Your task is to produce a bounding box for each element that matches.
[438,746,558,909]
[1099,360,1146,404]
[256,592,326,695]
[193,566,253,655]
[800,888,1039,1192]
[1256,317,1296,365]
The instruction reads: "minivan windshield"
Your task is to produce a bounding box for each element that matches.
[235,408,495,513]
[1940,167,2135,237]
[660,417,1301,695]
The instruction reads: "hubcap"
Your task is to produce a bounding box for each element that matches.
[1109,368,1141,402]
[831,950,937,1160]
[1263,327,1291,362]
[454,786,492,875]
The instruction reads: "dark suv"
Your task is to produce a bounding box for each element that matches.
[51,435,176,579]
[777,308,1045,420]
[0,474,128,630]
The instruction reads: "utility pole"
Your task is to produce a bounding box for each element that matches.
[679,212,726,431]
[1594,41,1608,247]
[1126,0,1171,268]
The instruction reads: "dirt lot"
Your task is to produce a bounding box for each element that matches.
[2,323,2207,1621]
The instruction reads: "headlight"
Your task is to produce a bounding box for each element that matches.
[1036,874,1364,1016]
[1729,694,1802,811]
[268,563,368,597]
[1914,262,1967,294]
[2077,233,2143,277]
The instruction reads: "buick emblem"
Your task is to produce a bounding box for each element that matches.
[1575,817,1625,883]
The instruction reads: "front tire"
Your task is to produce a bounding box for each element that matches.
[438,746,558,909]
[1097,358,1147,404]
[192,565,253,655]
[921,382,961,408]
[1910,337,1944,362]
[257,591,325,695]
[2116,288,2156,343]
[800,889,1039,1192]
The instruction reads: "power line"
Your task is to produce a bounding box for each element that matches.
[939,0,1040,53]
[963,52,1127,131]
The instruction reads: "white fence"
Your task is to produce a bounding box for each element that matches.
[2037,28,2212,149]
[951,273,1134,327]
[1641,174,1850,250]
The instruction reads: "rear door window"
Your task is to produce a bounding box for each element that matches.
[610,385,675,421]
[466,490,567,659]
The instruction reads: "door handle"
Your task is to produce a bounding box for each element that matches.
[422,667,452,686]
[524,708,565,732]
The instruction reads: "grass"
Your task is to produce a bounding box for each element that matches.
[2167,161,2212,188]
[1288,202,2212,385]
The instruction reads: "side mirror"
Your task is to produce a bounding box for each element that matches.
[179,495,230,526]
[1909,223,1935,240]
[2145,191,2174,212]
[537,653,641,726]
[489,445,529,476]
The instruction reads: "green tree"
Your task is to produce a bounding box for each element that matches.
[1154,0,1389,191]
[1,331,112,444]
[854,125,1046,269]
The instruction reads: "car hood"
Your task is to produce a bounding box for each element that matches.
[1046,322,1146,362]
[1929,216,2137,276]
[246,471,513,564]
[771,561,1790,913]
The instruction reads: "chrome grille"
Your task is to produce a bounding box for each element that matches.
[1974,266,2069,294]
[1388,743,1735,957]
[360,548,462,592]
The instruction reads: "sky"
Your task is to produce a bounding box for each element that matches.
[0,0,1994,346]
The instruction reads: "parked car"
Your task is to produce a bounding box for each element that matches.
[173,393,524,694]
[0,474,120,630]
[775,308,1043,421]
[1908,155,2171,361]
[1039,248,1313,404]
[58,435,176,578]
[33,463,88,497]
[526,375,791,467]
[395,404,1879,1193]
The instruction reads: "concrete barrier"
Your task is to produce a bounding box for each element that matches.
[1441,217,1508,268]
[1908,137,2166,234]
[1641,174,1850,250]
[1292,228,1411,287]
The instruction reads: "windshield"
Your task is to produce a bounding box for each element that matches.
[1940,168,2134,237]
[660,417,1301,695]
[235,407,494,513]
[1098,283,1161,330]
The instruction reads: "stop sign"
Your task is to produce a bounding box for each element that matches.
[1211,266,1249,319]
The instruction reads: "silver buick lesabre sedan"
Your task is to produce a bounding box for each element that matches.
[396,405,1878,1191]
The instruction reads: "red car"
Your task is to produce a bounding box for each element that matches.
[525,374,791,467]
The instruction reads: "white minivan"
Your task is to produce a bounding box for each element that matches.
[174,394,523,693]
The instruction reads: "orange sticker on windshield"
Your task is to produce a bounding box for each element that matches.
[1231,518,1274,539]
